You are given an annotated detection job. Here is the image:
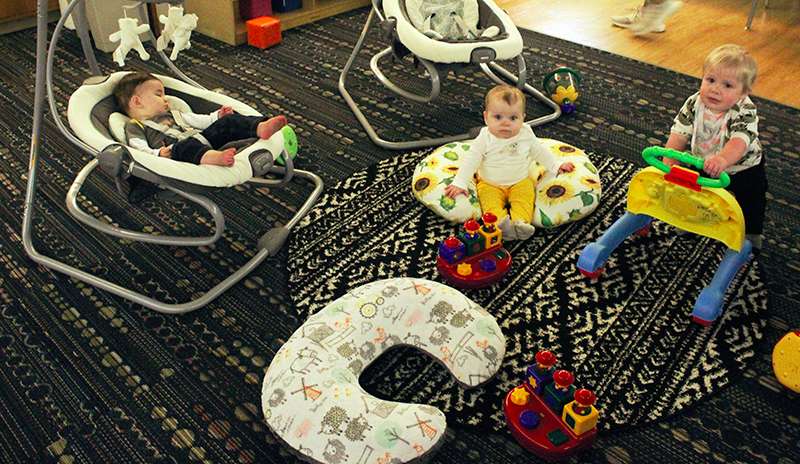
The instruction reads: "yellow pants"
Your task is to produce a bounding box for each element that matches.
[476,178,535,223]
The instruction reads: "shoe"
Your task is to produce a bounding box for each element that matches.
[498,216,517,241]
[513,221,536,240]
[631,1,683,35]
[611,9,666,32]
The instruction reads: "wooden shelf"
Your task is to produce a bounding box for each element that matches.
[185,0,370,46]
[0,0,57,23]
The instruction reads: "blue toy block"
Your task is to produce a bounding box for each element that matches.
[519,410,540,429]
[691,240,752,325]
[526,365,554,395]
[439,240,465,264]
[543,383,575,415]
[459,232,484,256]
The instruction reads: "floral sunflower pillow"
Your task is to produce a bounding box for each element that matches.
[411,142,483,224]
[411,138,601,227]
[531,139,601,228]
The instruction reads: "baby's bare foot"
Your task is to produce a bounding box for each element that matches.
[257,115,288,139]
[200,148,237,166]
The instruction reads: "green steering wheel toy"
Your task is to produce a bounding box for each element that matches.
[642,146,730,189]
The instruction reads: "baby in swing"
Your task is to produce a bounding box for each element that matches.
[113,72,287,166]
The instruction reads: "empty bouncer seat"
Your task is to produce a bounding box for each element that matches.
[339,0,560,149]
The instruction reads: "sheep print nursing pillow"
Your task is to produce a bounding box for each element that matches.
[261,278,506,464]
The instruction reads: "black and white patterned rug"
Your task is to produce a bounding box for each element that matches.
[287,149,768,431]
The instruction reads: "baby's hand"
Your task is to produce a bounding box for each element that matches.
[558,162,574,174]
[159,146,172,158]
[703,155,727,178]
[662,156,678,167]
[218,106,234,118]
[444,184,468,198]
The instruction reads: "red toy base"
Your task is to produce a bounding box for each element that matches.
[504,383,597,461]
[691,315,712,326]
[437,247,511,289]
[578,267,603,280]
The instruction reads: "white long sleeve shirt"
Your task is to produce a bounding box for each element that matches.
[451,125,558,189]
[126,110,220,157]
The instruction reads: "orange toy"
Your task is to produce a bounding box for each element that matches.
[246,16,281,49]
[773,330,800,393]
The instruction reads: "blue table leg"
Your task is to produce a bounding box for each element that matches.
[691,240,753,326]
[577,213,653,277]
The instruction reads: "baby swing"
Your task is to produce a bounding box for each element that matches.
[23,0,323,314]
[339,0,561,149]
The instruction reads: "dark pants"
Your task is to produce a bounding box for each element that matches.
[725,157,768,235]
[171,114,266,165]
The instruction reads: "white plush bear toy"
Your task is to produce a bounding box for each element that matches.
[157,8,198,61]
[156,6,183,52]
[170,13,198,60]
[109,17,151,67]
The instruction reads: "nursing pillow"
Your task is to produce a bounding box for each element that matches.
[261,278,505,464]
[411,138,602,227]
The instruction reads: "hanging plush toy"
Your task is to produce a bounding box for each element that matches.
[156,6,182,52]
[156,6,199,61]
[169,13,198,60]
[109,17,151,67]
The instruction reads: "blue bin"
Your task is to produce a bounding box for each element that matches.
[272,0,302,13]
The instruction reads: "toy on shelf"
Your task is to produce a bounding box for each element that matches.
[542,67,582,115]
[772,330,800,393]
[437,212,512,288]
[504,349,599,461]
[577,147,752,326]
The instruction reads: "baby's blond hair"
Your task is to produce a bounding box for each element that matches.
[703,44,757,93]
[485,84,526,110]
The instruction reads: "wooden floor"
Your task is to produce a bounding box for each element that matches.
[497,0,800,108]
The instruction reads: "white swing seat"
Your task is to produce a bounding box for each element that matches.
[68,71,287,189]
[385,0,523,64]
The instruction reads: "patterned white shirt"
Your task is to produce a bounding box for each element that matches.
[670,92,762,174]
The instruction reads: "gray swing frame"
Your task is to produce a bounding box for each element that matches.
[22,0,323,314]
[338,0,561,150]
